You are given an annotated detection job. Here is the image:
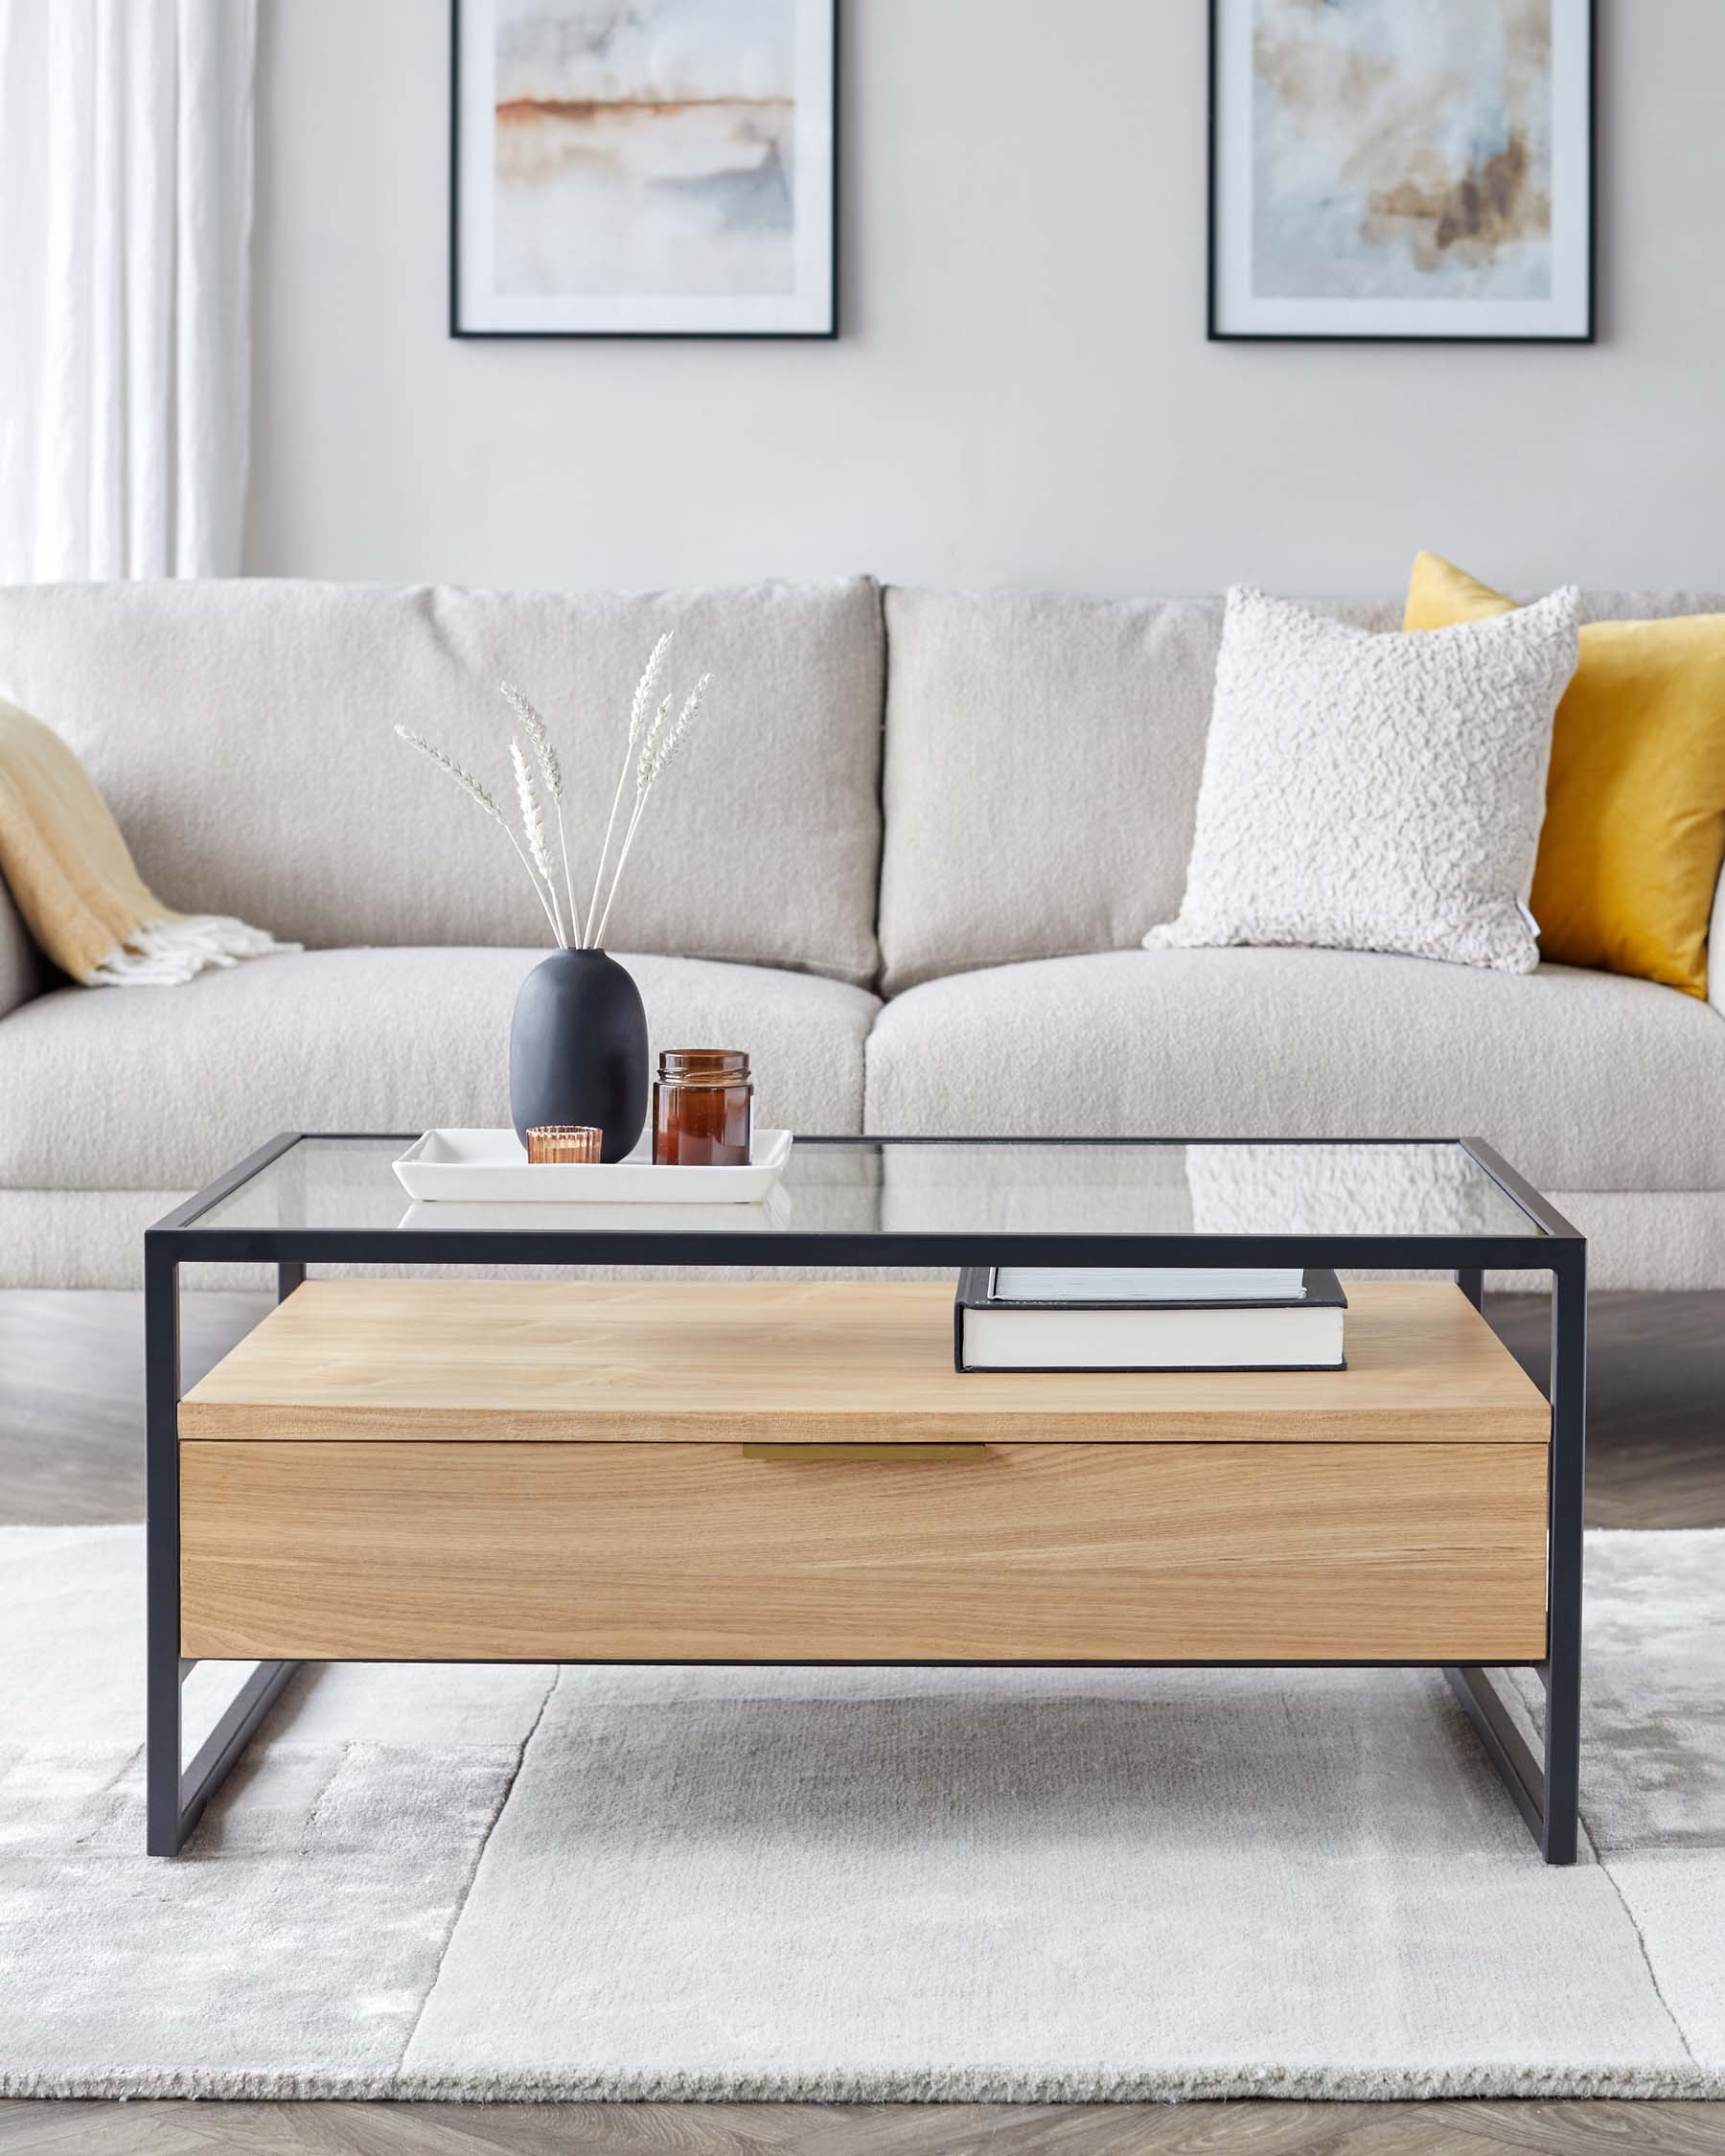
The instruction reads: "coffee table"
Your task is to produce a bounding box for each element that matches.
[146,1135,1585,1862]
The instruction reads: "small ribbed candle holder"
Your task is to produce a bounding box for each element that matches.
[525,1124,603,1165]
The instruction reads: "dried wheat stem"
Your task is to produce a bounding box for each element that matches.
[556,806,581,943]
[511,739,566,947]
[401,645,706,960]
[592,674,711,950]
[633,692,674,795]
[586,631,674,947]
[396,723,563,947]
[501,682,583,942]
[585,740,635,949]
[631,631,676,743]
[502,823,567,948]
[501,682,561,795]
[589,803,647,953]
[395,725,503,819]
[642,674,709,792]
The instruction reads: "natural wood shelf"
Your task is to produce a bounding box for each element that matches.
[180,1276,1552,1447]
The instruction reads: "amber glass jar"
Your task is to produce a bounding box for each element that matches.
[653,1048,753,1166]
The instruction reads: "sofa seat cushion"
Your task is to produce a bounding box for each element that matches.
[863,948,1725,1194]
[0,948,879,1192]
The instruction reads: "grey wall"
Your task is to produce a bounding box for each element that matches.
[246,0,1725,597]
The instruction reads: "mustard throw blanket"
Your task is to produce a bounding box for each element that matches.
[0,698,297,987]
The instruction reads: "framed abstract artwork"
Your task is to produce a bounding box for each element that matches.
[451,0,838,338]
[1209,0,1595,343]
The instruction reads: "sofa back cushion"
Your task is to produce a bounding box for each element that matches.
[0,577,884,986]
[879,589,1240,995]
[879,585,1725,996]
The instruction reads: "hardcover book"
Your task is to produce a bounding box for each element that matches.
[953,1266,1347,1373]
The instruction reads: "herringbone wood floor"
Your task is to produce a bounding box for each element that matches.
[5,1286,1723,2153]
[4,2097,1725,2153]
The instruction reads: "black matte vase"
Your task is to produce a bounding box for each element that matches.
[509,949,649,1159]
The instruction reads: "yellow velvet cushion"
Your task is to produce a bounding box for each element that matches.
[1404,552,1725,998]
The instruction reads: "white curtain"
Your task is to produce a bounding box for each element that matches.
[0,0,256,583]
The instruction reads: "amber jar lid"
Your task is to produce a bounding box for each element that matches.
[656,1047,749,1085]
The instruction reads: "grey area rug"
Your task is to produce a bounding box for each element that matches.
[2,1525,1722,2101]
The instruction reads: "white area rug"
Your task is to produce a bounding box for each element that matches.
[2,1525,1721,2101]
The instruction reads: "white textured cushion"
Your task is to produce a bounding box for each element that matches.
[0,578,884,985]
[1146,585,1579,975]
[863,947,1725,1195]
[0,947,879,1191]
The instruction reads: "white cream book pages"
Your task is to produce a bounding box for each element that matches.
[954,1266,1347,1371]
[394,1128,793,1204]
[992,1266,1309,1303]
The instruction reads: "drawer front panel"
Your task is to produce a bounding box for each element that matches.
[179,1439,1550,1664]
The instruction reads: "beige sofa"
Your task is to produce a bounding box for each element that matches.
[2,574,1723,1290]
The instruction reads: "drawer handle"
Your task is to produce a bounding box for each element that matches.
[741,1442,995,1464]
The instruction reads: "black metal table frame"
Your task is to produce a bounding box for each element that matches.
[145,1133,1585,1863]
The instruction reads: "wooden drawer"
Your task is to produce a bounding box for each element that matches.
[179,1437,1549,1664]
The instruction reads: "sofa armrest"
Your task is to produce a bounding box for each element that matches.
[0,873,44,1018]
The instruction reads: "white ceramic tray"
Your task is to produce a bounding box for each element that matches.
[398,1188,794,1234]
[393,1127,793,1204]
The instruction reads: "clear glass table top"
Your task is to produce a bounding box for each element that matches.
[173,1136,1552,1245]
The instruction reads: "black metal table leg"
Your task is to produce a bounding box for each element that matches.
[1455,1267,1484,1310]
[1542,1245,1587,1864]
[1444,1661,1545,1845]
[145,1246,185,1857]
[147,1240,300,1856]
[1443,1250,1585,1865]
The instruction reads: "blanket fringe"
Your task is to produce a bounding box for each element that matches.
[90,915,301,988]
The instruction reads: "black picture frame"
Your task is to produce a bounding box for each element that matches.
[1207,0,1596,345]
[449,0,840,341]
